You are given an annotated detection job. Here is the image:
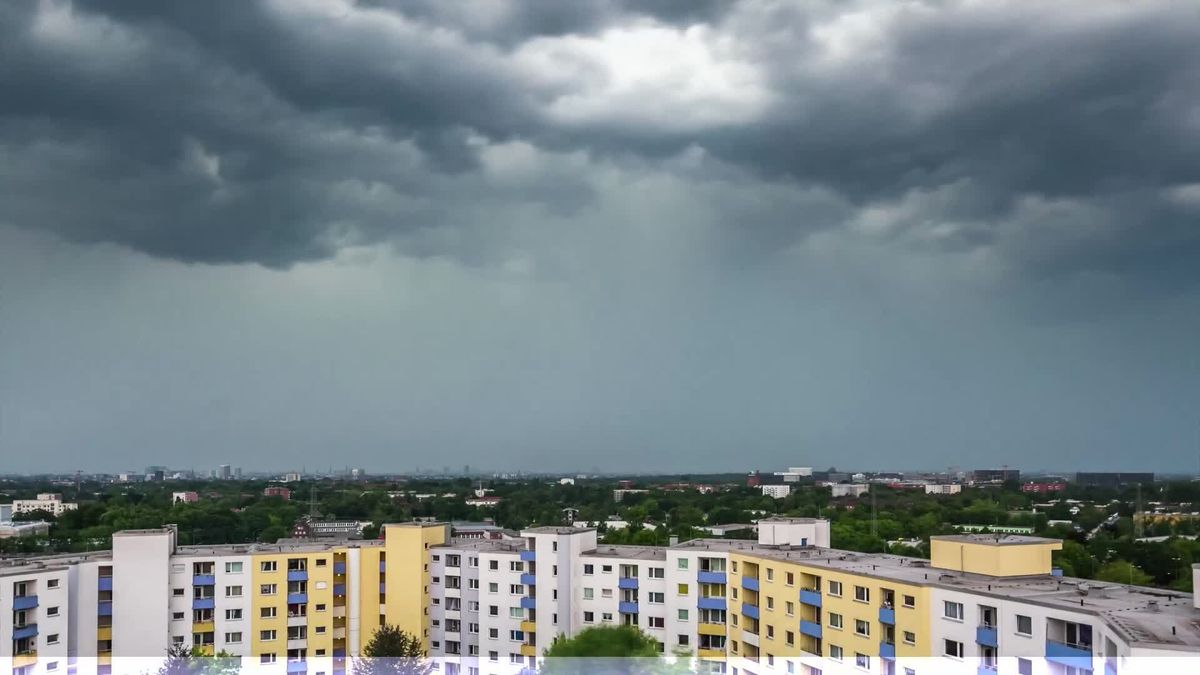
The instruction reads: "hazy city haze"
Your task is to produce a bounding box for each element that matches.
[1,0,1198,473]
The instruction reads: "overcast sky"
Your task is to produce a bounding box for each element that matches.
[2,0,1199,475]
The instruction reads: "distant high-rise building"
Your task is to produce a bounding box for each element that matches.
[1075,472,1154,488]
[218,464,232,480]
[234,467,243,479]
[972,468,1020,483]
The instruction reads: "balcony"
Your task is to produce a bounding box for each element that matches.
[698,596,727,611]
[98,601,113,616]
[698,622,726,637]
[13,652,38,669]
[286,660,307,673]
[698,648,726,659]
[288,570,309,582]
[288,614,308,627]
[333,562,347,574]
[741,576,760,592]
[741,630,759,648]
[97,626,112,641]
[978,665,998,675]
[520,620,537,633]
[193,598,215,610]
[520,596,537,610]
[333,584,346,597]
[878,607,895,625]
[879,641,895,660]
[520,573,537,586]
[799,589,822,607]
[976,626,998,648]
[799,620,822,639]
[193,574,216,586]
[13,624,38,640]
[333,649,347,658]
[13,595,38,611]
[98,576,113,592]
[193,620,216,633]
[1046,641,1092,668]
[520,550,536,562]
[520,643,537,657]
[378,583,386,595]
[288,593,309,605]
[697,570,727,585]
[741,602,759,620]
[288,638,308,650]
[618,601,639,614]
[379,560,386,573]
[618,577,639,590]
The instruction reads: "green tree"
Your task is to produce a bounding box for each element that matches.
[357,624,431,675]
[1094,560,1153,586]
[543,625,660,657]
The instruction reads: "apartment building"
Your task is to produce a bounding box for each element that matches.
[2,518,1199,675]
[9,495,78,517]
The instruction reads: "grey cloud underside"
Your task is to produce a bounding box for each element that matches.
[1,0,1199,279]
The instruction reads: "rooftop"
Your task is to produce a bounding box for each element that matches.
[584,544,668,561]
[522,526,594,535]
[931,534,1061,546]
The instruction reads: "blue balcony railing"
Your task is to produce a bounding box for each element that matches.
[98,577,113,592]
[520,550,536,562]
[741,602,759,620]
[192,598,215,610]
[741,576,760,592]
[13,624,38,640]
[333,584,346,596]
[286,660,307,673]
[799,589,822,607]
[618,577,639,590]
[378,583,385,595]
[193,574,216,586]
[1046,640,1092,668]
[976,626,998,648]
[878,607,895,625]
[799,620,822,639]
[287,593,309,605]
[333,562,347,575]
[698,597,726,611]
[13,595,38,611]
[520,596,537,610]
[879,641,895,660]
[697,570,727,585]
[618,601,639,614]
[379,560,386,573]
[520,573,537,586]
[287,570,308,582]
[98,601,113,616]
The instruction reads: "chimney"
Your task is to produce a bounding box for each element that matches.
[668,536,679,547]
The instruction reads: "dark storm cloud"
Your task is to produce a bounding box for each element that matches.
[1,0,1198,280]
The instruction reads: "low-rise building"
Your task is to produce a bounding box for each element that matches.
[10,494,78,517]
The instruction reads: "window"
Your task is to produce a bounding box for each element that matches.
[829,613,843,629]
[509,584,524,594]
[509,607,524,619]
[584,564,594,575]
[315,603,326,612]
[649,592,665,604]
[766,568,774,582]
[226,609,242,621]
[785,630,794,646]
[584,611,595,623]
[48,605,60,616]
[830,645,843,660]
[767,625,775,639]
[173,612,186,621]
[855,654,870,670]
[260,630,277,642]
[854,619,870,637]
[649,617,665,628]
[678,634,689,646]
[1018,658,1033,675]
[48,579,60,589]
[469,623,479,634]
[786,572,794,586]
[260,654,276,664]
[903,631,916,645]
[489,628,499,639]
[315,558,327,567]
[226,562,243,574]
[602,565,613,573]
[509,630,524,641]
[488,605,498,616]
[785,601,794,616]
[225,632,242,644]
[261,607,277,619]
[552,542,558,552]
[583,588,594,600]
[902,595,915,608]
[226,585,243,598]
[260,584,277,596]
[173,589,186,597]
[602,612,613,622]
[944,639,963,659]
[602,589,613,598]
[315,626,326,634]
[510,561,523,572]
[260,561,278,572]
[677,609,689,621]
[48,633,60,644]
[853,586,870,603]
[489,582,498,593]
[47,662,58,672]
[489,560,499,570]
[731,561,738,573]
[828,581,843,597]
[677,583,689,595]
[1016,615,1033,636]
[766,596,774,610]
[649,567,665,578]
[678,559,689,570]
[944,601,964,621]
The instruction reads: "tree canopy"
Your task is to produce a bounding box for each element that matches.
[357,624,431,675]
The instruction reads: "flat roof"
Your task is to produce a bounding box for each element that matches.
[931,534,1061,546]
[584,545,668,561]
[522,526,595,535]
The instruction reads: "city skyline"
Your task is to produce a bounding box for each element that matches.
[2,1,1199,473]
